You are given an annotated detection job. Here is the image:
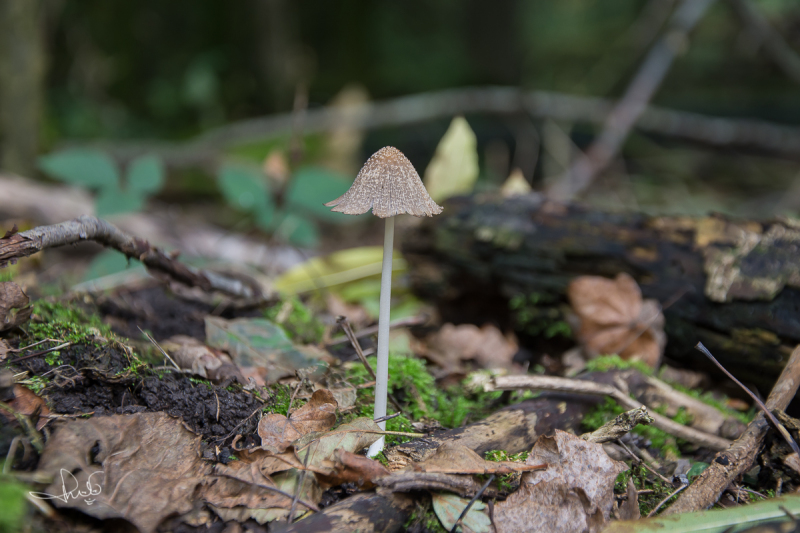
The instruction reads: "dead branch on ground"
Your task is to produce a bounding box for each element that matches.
[491,374,732,451]
[664,344,800,514]
[0,215,265,303]
[548,0,717,201]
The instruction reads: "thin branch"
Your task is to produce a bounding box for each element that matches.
[647,483,687,517]
[696,342,800,457]
[665,343,800,515]
[0,215,263,302]
[451,474,495,533]
[492,374,732,450]
[87,86,800,170]
[548,0,717,201]
[728,0,800,85]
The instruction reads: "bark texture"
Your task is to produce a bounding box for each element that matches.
[403,194,800,391]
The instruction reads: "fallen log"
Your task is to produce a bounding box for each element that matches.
[403,194,800,391]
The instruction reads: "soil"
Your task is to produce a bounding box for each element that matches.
[3,284,279,463]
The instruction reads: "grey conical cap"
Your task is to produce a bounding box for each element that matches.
[325,146,443,218]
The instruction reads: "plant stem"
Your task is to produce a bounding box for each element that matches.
[367,216,394,457]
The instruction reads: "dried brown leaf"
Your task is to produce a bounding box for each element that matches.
[413,441,544,475]
[494,430,627,533]
[258,389,338,453]
[162,335,244,383]
[0,282,31,331]
[0,339,9,362]
[6,384,51,430]
[420,323,518,372]
[315,449,390,489]
[32,412,212,533]
[567,273,665,367]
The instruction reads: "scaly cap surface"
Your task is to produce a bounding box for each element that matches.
[325,146,443,218]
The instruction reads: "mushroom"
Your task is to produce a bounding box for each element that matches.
[326,146,442,456]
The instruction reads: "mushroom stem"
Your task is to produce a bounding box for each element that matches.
[367,215,395,458]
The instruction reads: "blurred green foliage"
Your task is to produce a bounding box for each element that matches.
[38,149,164,216]
[43,0,800,142]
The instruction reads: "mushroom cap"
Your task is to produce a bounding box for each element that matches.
[325,146,443,218]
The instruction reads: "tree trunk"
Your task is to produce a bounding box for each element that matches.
[402,194,800,392]
[0,0,45,176]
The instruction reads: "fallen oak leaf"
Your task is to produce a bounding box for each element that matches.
[494,430,627,533]
[258,388,337,453]
[567,272,665,367]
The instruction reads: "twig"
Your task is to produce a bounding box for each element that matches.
[138,327,180,371]
[329,315,427,346]
[92,87,800,167]
[451,474,495,533]
[582,406,654,444]
[336,316,407,416]
[374,412,401,424]
[7,342,71,364]
[696,342,800,457]
[615,439,672,486]
[492,374,732,450]
[0,401,43,452]
[548,0,717,201]
[647,483,687,517]
[728,0,800,85]
[665,343,800,515]
[0,215,263,302]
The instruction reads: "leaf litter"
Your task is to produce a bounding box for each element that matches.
[0,266,780,532]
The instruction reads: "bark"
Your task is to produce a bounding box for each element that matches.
[403,194,800,391]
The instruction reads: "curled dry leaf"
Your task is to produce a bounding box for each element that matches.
[413,440,545,475]
[5,384,51,430]
[161,335,244,383]
[33,412,212,533]
[494,430,627,533]
[0,281,32,332]
[418,323,518,373]
[258,389,338,453]
[567,273,665,367]
[315,448,390,489]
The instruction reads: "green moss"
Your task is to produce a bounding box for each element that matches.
[264,296,325,344]
[509,293,572,339]
[26,300,113,344]
[264,383,307,417]
[0,471,29,533]
[585,354,654,375]
[657,370,754,425]
[404,501,448,533]
[582,398,681,458]
[23,376,49,394]
[345,354,507,437]
[615,464,676,516]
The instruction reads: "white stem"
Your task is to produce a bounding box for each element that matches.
[367,216,395,458]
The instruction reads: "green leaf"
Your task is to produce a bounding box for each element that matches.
[204,316,327,383]
[218,164,273,214]
[95,185,145,216]
[432,492,492,533]
[38,149,119,188]
[83,250,132,281]
[423,116,479,203]
[603,494,800,532]
[273,246,407,294]
[127,154,165,195]
[273,212,319,247]
[286,166,362,223]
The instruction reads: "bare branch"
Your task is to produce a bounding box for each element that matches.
[0,215,264,302]
[547,0,717,201]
